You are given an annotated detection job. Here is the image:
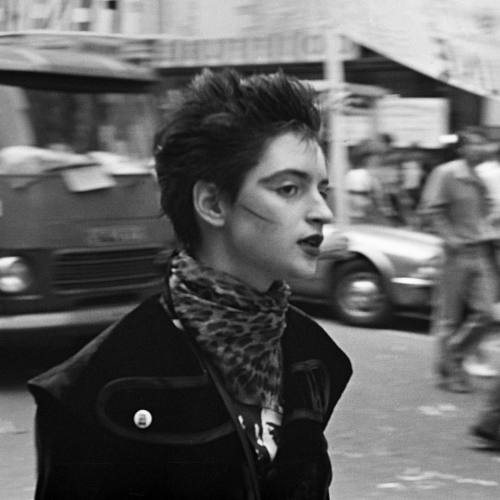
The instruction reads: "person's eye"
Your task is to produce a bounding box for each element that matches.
[276,184,299,197]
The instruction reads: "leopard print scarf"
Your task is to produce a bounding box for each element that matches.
[165,250,290,413]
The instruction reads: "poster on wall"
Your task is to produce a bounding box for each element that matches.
[377,97,450,148]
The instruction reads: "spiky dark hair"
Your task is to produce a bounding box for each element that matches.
[154,68,321,251]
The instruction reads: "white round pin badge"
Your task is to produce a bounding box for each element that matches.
[133,409,153,429]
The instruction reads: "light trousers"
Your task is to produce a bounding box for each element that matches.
[433,244,497,366]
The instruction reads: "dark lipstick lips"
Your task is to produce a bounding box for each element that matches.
[298,234,323,247]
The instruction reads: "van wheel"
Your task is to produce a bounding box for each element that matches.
[330,260,392,327]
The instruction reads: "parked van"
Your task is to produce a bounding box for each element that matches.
[0,34,174,338]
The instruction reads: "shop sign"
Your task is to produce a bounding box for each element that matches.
[152,31,358,68]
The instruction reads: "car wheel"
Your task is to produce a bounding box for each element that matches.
[330,260,392,327]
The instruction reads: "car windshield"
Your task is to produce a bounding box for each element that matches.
[0,85,156,174]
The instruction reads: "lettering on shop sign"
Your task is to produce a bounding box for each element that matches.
[153,30,358,67]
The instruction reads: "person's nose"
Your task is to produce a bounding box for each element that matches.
[307,190,333,226]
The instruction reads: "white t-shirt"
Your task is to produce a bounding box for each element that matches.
[476,160,500,210]
[401,160,424,190]
[344,168,379,219]
[345,168,373,193]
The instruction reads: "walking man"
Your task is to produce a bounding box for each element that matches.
[420,128,498,393]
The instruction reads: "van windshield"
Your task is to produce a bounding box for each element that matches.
[0,85,156,173]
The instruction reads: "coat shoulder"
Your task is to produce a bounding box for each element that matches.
[27,296,196,411]
[285,305,352,371]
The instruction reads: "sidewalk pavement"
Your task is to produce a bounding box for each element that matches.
[2,319,500,500]
[323,320,500,500]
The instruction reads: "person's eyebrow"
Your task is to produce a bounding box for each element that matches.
[259,168,329,186]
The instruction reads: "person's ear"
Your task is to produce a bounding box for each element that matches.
[192,180,227,227]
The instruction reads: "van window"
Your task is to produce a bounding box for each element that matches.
[0,85,156,161]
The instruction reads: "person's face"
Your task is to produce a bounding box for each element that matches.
[459,134,497,166]
[221,132,333,291]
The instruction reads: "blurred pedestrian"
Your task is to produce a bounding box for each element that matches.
[470,142,500,448]
[399,147,427,227]
[471,377,500,450]
[27,69,352,499]
[419,127,498,393]
[345,138,392,224]
[476,142,500,231]
[400,147,425,209]
[371,133,412,226]
[466,145,500,378]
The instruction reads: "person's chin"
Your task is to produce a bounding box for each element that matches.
[287,259,318,280]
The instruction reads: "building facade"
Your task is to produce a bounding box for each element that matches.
[0,0,488,133]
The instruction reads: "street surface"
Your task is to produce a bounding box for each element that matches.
[1,315,500,500]
[322,316,500,500]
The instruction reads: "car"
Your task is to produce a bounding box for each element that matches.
[289,223,443,327]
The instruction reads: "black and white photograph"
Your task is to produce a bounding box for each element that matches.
[1,1,500,499]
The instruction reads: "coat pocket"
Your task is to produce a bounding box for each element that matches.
[96,375,234,445]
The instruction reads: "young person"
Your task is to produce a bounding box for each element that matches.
[28,69,352,499]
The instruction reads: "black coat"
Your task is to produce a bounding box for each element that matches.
[28,296,352,499]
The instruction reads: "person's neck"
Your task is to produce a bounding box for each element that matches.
[465,158,482,170]
[193,243,273,292]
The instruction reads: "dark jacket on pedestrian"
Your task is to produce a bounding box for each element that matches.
[28,295,352,500]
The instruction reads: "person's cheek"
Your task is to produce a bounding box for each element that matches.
[235,188,284,226]
[237,202,278,224]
